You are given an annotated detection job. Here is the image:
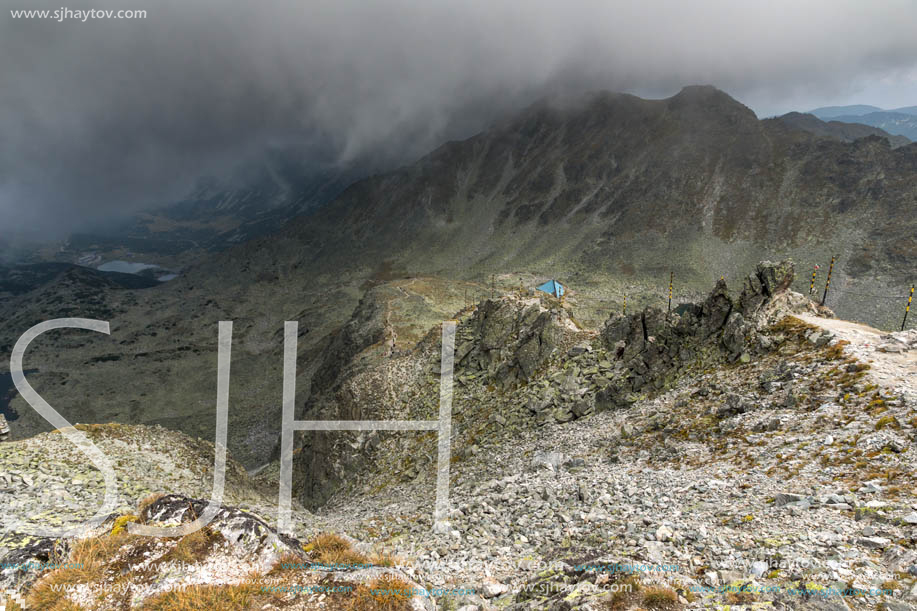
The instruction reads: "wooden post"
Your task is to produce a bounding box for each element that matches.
[821,256,835,306]
[623,295,626,316]
[903,286,915,331]
[491,274,495,299]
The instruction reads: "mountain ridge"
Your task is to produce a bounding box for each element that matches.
[809,104,883,118]
[230,85,915,296]
[827,111,917,141]
[809,105,917,141]
[772,112,911,148]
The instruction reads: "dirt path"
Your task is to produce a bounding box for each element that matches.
[796,314,917,401]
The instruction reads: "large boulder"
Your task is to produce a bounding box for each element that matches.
[722,311,754,361]
[697,278,735,339]
[457,297,567,385]
[738,260,795,317]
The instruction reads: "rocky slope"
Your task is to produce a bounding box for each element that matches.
[291,261,816,506]
[3,262,917,610]
[0,424,434,611]
[288,262,917,610]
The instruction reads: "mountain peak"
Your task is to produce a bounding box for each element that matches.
[673,84,726,97]
[667,85,758,119]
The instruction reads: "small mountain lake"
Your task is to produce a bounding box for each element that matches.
[97,261,160,274]
[96,261,178,282]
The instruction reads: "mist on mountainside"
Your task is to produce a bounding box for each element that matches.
[4,0,917,240]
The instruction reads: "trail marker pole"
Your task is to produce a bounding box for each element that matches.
[623,295,626,316]
[821,256,835,306]
[903,286,914,331]
[667,272,673,313]
[810,268,818,295]
[491,274,495,299]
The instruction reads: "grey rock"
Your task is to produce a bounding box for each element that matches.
[563,458,585,470]
[775,492,807,507]
[552,408,575,423]
[526,397,553,414]
[655,525,673,542]
[716,393,751,417]
[482,581,508,598]
[750,560,769,577]
[722,312,750,357]
[810,330,834,347]
[570,398,594,418]
[567,344,591,356]
[718,570,743,584]
[531,452,566,470]
[858,536,891,549]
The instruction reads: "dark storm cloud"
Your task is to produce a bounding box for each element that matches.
[2,0,917,238]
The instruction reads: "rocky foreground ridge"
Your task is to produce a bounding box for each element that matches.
[0,425,435,610]
[2,261,917,610]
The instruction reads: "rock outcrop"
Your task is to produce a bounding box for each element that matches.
[596,261,798,409]
[308,286,389,398]
[453,296,571,385]
[0,427,434,611]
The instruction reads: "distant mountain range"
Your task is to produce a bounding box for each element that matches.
[774,112,910,148]
[809,104,917,141]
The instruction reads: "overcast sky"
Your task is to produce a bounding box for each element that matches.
[2,0,917,240]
